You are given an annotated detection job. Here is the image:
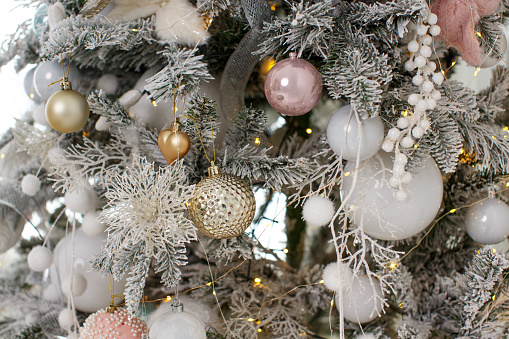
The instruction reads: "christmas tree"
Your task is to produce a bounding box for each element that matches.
[1,0,509,338]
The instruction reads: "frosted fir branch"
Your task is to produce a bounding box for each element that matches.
[397,317,432,339]
[224,106,265,150]
[257,0,335,59]
[11,121,60,158]
[182,96,219,150]
[280,132,328,160]
[476,13,505,61]
[207,234,255,265]
[460,246,509,333]
[477,66,509,123]
[144,46,213,103]
[41,16,165,71]
[87,90,133,126]
[49,135,129,193]
[196,0,233,18]
[0,21,40,71]
[223,145,314,191]
[335,0,425,44]
[322,26,392,118]
[124,253,151,315]
[385,265,418,316]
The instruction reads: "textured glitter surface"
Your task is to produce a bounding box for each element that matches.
[80,308,148,339]
[188,173,256,239]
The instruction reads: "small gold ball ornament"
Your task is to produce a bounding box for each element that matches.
[45,80,89,133]
[158,120,191,165]
[188,165,256,239]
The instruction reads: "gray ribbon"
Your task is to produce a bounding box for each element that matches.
[218,0,272,131]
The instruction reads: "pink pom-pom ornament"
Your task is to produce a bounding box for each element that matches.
[264,52,322,116]
[81,307,148,338]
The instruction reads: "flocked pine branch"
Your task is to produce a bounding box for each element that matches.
[144,46,213,102]
[87,90,133,126]
[12,121,60,159]
[477,66,509,123]
[207,234,255,265]
[41,16,165,71]
[322,25,392,118]
[257,0,335,59]
[0,21,40,71]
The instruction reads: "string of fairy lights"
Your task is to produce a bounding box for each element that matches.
[22,0,509,337]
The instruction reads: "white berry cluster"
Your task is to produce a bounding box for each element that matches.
[381,12,442,202]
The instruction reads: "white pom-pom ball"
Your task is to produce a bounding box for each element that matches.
[62,272,88,297]
[96,74,119,95]
[21,174,41,197]
[48,2,66,29]
[58,309,75,329]
[27,245,53,272]
[322,262,353,291]
[82,211,107,237]
[407,40,419,53]
[302,195,335,226]
[381,140,394,152]
[95,116,112,132]
[336,276,385,324]
[64,187,92,214]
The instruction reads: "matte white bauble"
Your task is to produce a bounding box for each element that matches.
[61,272,88,297]
[33,104,51,127]
[465,198,509,244]
[24,67,42,102]
[302,195,335,226]
[322,261,352,291]
[343,152,443,240]
[27,245,53,272]
[33,61,81,101]
[21,174,41,197]
[148,296,219,329]
[96,74,119,95]
[326,105,384,161]
[82,211,107,237]
[480,33,507,68]
[52,229,127,313]
[336,276,384,324]
[149,308,207,339]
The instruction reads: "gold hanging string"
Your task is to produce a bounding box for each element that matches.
[187,115,216,165]
[48,55,73,87]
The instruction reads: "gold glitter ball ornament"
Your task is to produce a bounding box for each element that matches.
[188,165,256,239]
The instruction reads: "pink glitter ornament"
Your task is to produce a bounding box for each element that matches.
[80,307,148,339]
[264,52,322,116]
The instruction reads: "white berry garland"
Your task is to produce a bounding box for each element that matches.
[382,11,442,202]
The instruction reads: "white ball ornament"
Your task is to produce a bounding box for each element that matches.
[33,104,51,127]
[82,211,107,237]
[52,229,127,312]
[21,174,41,197]
[343,152,443,240]
[322,262,353,291]
[326,105,384,161]
[465,198,509,244]
[33,61,81,101]
[28,245,53,272]
[302,195,335,226]
[96,74,119,95]
[62,272,88,297]
[149,301,207,339]
[336,276,385,324]
[400,136,414,148]
[58,309,75,329]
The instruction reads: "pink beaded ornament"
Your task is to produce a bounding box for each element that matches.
[80,307,148,339]
[264,52,322,116]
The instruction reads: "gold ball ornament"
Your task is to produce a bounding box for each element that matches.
[188,165,256,239]
[158,120,191,165]
[45,81,89,134]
